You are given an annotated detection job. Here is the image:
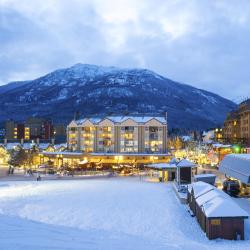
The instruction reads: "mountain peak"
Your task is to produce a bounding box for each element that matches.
[0,63,236,129]
[69,63,120,78]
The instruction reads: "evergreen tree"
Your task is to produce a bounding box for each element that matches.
[8,148,28,168]
[175,137,183,150]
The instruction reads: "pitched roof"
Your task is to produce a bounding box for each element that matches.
[177,159,196,168]
[147,163,176,169]
[189,181,215,198]
[203,196,248,218]
[189,181,248,218]
[73,116,166,126]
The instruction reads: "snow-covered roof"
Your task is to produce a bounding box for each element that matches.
[0,143,68,151]
[169,158,178,164]
[42,151,83,156]
[182,136,192,142]
[90,153,170,156]
[147,163,176,169]
[196,188,225,207]
[212,143,232,148]
[202,130,215,143]
[75,118,102,125]
[54,143,67,150]
[189,181,248,218]
[38,143,51,150]
[194,174,216,179]
[74,116,166,126]
[177,159,196,168]
[219,154,250,184]
[4,143,20,150]
[22,143,36,150]
[202,196,248,218]
[189,181,215,198]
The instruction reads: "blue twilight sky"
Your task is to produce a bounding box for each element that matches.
[0,0,250,101]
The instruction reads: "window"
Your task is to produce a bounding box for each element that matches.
[211,219,220,226]
[149,127,158,132]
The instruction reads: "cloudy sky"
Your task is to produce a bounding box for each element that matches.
[0,0,250,101]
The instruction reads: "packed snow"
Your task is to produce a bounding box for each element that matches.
[0,178,249,250]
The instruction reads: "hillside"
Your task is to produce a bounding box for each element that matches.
[0,64,236,129]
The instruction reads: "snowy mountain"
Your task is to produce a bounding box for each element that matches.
[0,63,236,129]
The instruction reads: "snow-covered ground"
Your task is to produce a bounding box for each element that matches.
[0,178,249,250]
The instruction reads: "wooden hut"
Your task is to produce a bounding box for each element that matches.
[187,181,214,215]
[176,159,196,185]
[188,181,249,240]
[194,174,216,185]
[202,196,248,240]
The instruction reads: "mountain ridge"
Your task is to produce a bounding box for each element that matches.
[0,63,236,129]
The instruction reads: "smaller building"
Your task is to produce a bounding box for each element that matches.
[194,174,216,185]
[214,128,223,142]
[223,99,250,146]
[148,158,197,183]
[188,181,248,240]
[187,181,215,215]
[147,162,176,182]
[205,144,233,165]
[176,159,196,185]
[5,118,55,141]
[219,154,250,185]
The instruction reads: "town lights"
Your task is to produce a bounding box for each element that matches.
[233,145,241,153]
[115,155,123,162]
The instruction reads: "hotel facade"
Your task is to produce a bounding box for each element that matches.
[67,116,168,154]
[223,99,250,146]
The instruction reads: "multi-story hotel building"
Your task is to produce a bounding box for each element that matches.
[39,116,170,167]
[223,99,250,146]
[223,111,240,142]
[67,116,167,154]
[5,118,55,141]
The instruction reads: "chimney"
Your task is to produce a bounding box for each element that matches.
[4,138,7,146]
[36,138,40,145]
[21,138,24,145]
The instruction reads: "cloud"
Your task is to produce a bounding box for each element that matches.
[0,0,250,101]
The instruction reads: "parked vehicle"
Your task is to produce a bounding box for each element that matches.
[223,179,240,197]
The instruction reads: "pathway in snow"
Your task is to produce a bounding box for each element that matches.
[0,178,249,250]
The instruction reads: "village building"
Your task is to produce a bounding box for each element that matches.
[188,181,248,240]
[194,174,216,185]
[223,99,250,147]
[147,162,176,182]
[147,158,197,183]
[5,118,54,141]
[219,154,250,195]
[207,143,233,164]
[38,116,170,168]
[67,116,167,153]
